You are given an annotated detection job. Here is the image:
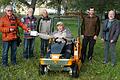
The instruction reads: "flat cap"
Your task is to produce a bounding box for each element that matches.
[56,21,64,26]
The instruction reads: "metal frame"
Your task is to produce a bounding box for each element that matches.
[52,16,81,37]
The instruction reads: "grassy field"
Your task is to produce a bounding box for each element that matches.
[0,18,120,80]
[0,37,120,80]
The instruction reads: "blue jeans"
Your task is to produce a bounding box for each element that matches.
[23,38,35,59]
[40,39,49,57]
[104,41,116,64]
[2,40,17,66]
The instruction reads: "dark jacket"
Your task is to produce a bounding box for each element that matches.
[102,19,120,42]
[81,15,100,36]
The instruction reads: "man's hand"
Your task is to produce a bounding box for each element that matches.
[10,28,14,32]
[101,38,104,42]
[81,35,84,38]
[94,35,97,40]
[110,40,114,43]
[25,28,31,32]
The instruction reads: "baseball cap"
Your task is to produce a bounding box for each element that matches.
[56,21,64,26]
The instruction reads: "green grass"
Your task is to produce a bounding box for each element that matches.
[0,18,120,80]
[0,37,120,80]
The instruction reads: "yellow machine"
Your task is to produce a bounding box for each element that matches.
[39,16,82,78]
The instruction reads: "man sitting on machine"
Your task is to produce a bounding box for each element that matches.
[46,21,73,59]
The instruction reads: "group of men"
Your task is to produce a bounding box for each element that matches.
[0,5,119,67]
[81,7,120,67]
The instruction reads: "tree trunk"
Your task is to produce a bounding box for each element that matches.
[18,0,37,14]
[30,0,37,14]
[57,0,62,16]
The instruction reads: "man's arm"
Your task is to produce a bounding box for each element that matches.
[94,16,100,40]
[95,16,100,36]
[81,18,85,36]
[16,18,29,32]
[111,20,120,42]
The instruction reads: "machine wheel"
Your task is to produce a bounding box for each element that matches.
[71,63,79,78]
[39,64,48,75]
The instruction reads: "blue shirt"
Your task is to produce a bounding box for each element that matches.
[105,21,112,41]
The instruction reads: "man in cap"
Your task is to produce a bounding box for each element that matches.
[46,21,73,59]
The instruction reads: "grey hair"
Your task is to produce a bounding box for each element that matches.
[4,5,13,12]
[28,8,33,12]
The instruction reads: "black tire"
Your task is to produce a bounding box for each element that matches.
[39,64,46,75]
[71,63,79,78]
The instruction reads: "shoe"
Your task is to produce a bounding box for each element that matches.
[111,63,115,67]
[40,55,44,58]
[2,64,8,67]
[81,59,85,63]
[89,60,92,64]
[12,63,17,65]
[103,61,108,64]
[88,57,92,61]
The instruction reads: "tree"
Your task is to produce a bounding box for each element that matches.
[1,0,120,16]
[18,0,40,14]
[0,0,10,5]
[0,0,47,14]
[64,0,120,18]
[46,0,63,16]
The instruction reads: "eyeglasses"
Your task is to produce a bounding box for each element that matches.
[7,10,13,12]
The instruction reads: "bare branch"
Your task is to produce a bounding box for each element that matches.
[18,0,30,7]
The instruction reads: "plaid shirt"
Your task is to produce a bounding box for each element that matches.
[21,15,37,39]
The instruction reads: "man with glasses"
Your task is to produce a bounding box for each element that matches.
[101,10,120,66]
[0,5,30,67]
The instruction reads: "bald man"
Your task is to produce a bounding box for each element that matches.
[101,10,120,66]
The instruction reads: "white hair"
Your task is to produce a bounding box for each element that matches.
[4,5,13,12]
[28,8,33,12]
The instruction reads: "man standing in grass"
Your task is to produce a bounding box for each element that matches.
[0,5,30,67]
[101,10,120,66]
[81,7,100,63]
[37,9,52,58]
[21,8,37,59]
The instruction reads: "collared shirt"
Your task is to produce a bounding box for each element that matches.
[21,16,37,39]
